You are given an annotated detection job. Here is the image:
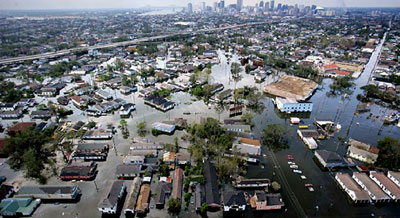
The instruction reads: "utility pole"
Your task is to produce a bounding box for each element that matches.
[93,180,98,192]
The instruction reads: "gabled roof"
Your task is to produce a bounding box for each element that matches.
[202,160,220,206]
[223,191,246,207]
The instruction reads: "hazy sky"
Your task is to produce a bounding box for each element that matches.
[1,0,400,10]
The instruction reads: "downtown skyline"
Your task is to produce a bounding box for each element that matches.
[1,0,400,10]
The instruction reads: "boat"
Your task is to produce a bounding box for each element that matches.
[290,117,300,124]
[300,175,307,180]
[293,169,302,174]
[299,125,308,129]
[289,165,299,169]
[287,161,294,165]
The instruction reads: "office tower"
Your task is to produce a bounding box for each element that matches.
[277,3,282,10]
[265,2,269,11]
[220,0,225,8]
[311,5,317,10]
[237,0,243,11]
[188,3,193,13]
[259,1,264,8]
[213,2,218,11]
[270,0,275,11]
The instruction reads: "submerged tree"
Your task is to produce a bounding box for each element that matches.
[262,124,289,151]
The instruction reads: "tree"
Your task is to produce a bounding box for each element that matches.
[199,203,208,217]
[4,128,50,183]
[136,121,147,137]
[271,181,281,192]
[376,137,400,169]
[262,124,289,151]
[241,112,255,125]
[167,198,181,215]
[87,120,96,129]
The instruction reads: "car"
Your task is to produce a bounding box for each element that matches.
[293,169,302,174]
[286,155,294,160]
[300,175,307,180]
[289,165,299,169]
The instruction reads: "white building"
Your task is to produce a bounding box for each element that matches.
[335,173,370,204]
[370,171,400,202]
[388,171,400,188]
[274,97,312,113]
[98,181,126,214]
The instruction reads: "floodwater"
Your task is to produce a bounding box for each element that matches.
[1,33,399,218]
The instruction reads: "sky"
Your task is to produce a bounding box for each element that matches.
[1,0,400,10]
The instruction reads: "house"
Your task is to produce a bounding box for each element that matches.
[123,177,142,216]
[215,89,233,102]
[38,87,57,96]
[116,164,141,180]
[232,137,262,156]
[274,97,313,113]
[163,152,175,167]
[144,96,175,112]
[224,124,252,138]
[152,122,175,134]
[0,110,23,119]
[57,96,69,105]
[82,129,113,140]
[96,90,113,100]
[72,143,109,161]
[202,160,220,210]
[31,110,51,119]
[120,86,137,95]
[335,173,370,203]
[369,171,400,202]
[315,150,346,168]
[136,184,151,215]
[16,98,35,107]
[297,129,318,150]
[175,152,190,165]
[203,50,218,57]
[0,103,16,112]
[352,172,390,203]
[388,171,400,188]
[71,95,87,108]
[155,182,172,209]
[234,178,270,189]
[119,103,135,117]
[15,185,81,201]
[172,168,183,200]
[347,139,379,164]
[124,156,145,165]
[0,198,41,217]
[223,191,246,212]
[7,122,36,136]
[250,192,285,210]
[209,83,224,95]
[98,181,126,214]
[60,161,97,180]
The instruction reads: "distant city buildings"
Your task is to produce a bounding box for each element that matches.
[187,3,193,13]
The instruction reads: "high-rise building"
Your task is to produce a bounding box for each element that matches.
[213,2,218,11]
[265,2,270,11]
[270,0,275,11]
[311,5,317,10]
[237,0,243,11]
[277,3,282,10]
[201,2,206,11]
[187,3,193,13]
[259,1,264,8]
[219,0,225,8]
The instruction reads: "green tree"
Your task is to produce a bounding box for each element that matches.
[262,124,289,151]
[167,198,181,215]
[136,121,147,137]
[376,137,400,169]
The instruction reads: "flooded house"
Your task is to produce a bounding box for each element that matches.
[352,172,390,203]
[369,171,400,202]
[347,139,379,164]
[223,191,246,212]
[60,161,97,180]
[123,177,141,216]
[335,173,370,204]
[250,191,285,211]
[98,181,126,214]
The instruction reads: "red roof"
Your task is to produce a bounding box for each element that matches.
[323,64,338,69]
[327,70,350,76]
[71,95,81,103]
[7,122,36,133]
[369,146,380,154]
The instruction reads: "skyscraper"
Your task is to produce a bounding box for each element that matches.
[220,0,225,9]
[237,0,243,11]
[213,2,218,11]
[187,3,193,13]
[201,2,206,11]
[259,1,264,8]
[270,0,275,11]
[265,2,270,11]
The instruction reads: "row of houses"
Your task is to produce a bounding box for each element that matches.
[335,171,400,204]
